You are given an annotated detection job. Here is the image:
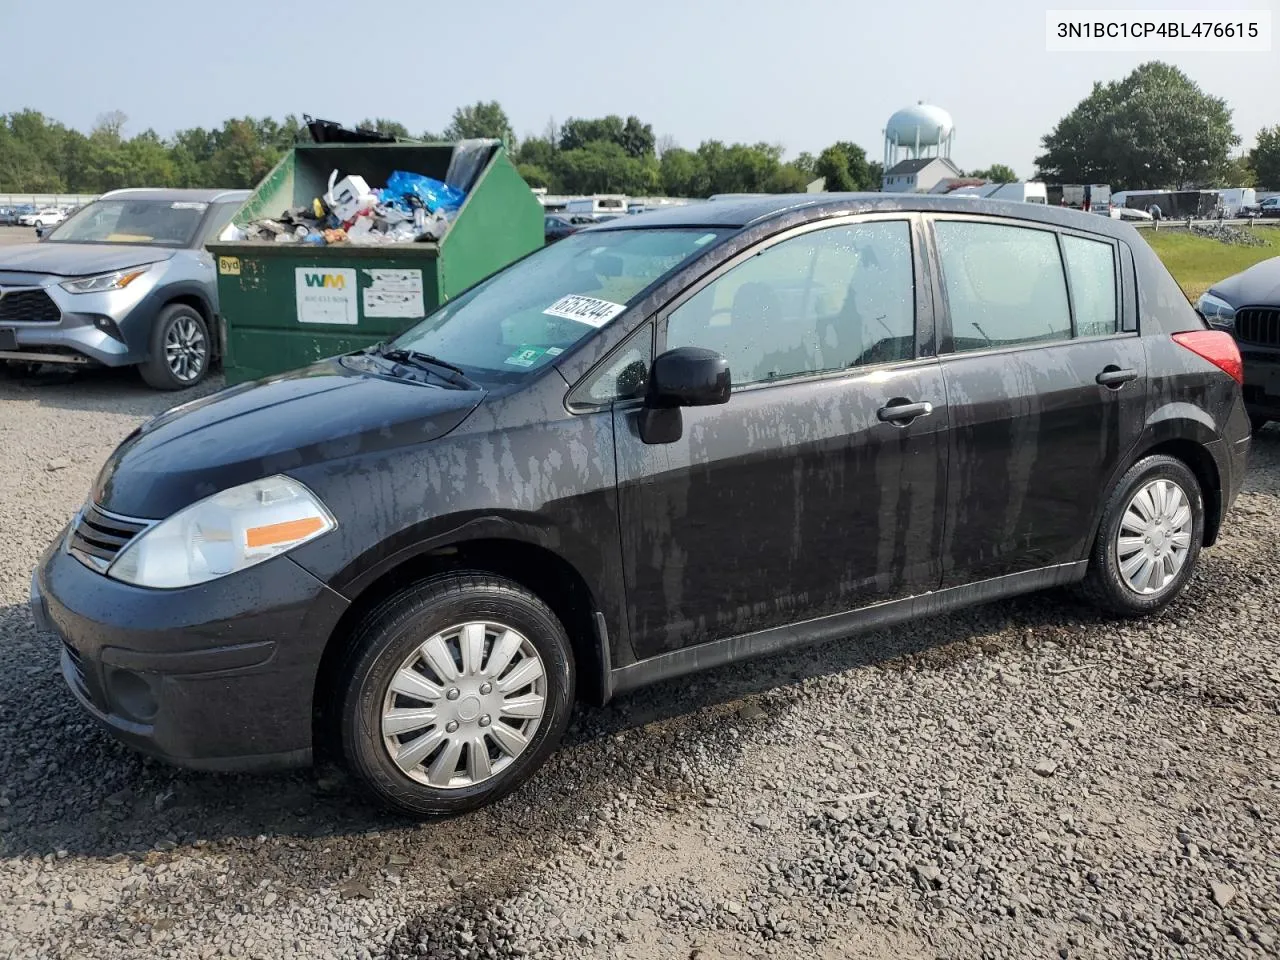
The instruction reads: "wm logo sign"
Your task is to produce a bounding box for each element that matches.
[303,273,347,289]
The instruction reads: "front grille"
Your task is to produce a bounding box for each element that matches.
[0,288,61,323]
[68,503,151,573]
[1236,307,1280,347]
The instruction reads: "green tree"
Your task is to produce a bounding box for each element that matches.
[968,163,1018,182]
[764,164,811,193]
[357,118,412,139]
[206,118,283,188]
[444,101,515,146]
[619,116,655,158]
[1249,126,1280,189]
[555,140,659,194]
[815,145,855,191]
[516,163,554,189]
[812,141,879,191]
[515,136,557,170]
[559,116,625,152]
[1035,61,1238,189]
[660,147,709,197]
[792,152,816,177]
[867,161,884,189]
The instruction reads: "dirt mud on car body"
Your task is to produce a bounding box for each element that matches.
[2,369,1279,958]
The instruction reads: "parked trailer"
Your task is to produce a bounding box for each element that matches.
[1112,190,1219,219]
[1062,184,1111,212]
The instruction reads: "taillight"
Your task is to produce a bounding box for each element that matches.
[1173,330,1244,384]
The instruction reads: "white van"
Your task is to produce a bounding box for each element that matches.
[563,195,629,217]
[949,182,1048,204]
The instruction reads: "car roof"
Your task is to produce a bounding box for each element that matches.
[590,192,1136,240]
[99,188,252,204]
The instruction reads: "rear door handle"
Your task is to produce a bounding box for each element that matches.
[877,400,934,423]
[1096,367,1138,387]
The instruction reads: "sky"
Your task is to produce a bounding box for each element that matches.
[2,0,1276,179]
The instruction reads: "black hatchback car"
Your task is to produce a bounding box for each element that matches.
[32,195,1249,815]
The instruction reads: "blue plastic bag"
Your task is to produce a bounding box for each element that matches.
[381,171,466,214]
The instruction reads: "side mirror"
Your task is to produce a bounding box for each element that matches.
[646,347,731,408]
[638,347,731,445]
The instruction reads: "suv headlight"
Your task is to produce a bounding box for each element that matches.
[60,265,151,294]
[1197,291,1236,328]
[107,476,336,589]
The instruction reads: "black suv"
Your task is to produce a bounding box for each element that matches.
[32,195,1249,815]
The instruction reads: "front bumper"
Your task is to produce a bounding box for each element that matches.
[32,536,348,771]
[0,268,173,367]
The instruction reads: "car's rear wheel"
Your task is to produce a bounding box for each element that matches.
[338,572,575,816]
[140,304,210,390]
[1078,455,1203,617]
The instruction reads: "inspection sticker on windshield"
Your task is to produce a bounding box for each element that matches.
[504,346,547,367]
[543,295,625,328]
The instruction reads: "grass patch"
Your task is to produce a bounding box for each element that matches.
[1142,228,1279,301]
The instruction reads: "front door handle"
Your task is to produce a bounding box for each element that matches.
[1096,366,1138,387]
[877,399,934,423]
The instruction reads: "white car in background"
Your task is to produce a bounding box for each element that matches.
[1110,205,1154,222]
[18,208,66,228]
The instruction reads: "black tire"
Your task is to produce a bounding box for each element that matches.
[338,572,575,817]
[1250,414,1269,435]
[139,303,210,390]
[1077,455,1204,617]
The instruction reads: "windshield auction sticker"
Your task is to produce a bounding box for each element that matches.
[542,295,625,328]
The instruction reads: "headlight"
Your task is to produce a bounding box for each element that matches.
[107,476,336,589]
[60,265,151,294]
[1197,291,1236,328]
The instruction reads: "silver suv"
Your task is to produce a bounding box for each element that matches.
[0,188,248,389]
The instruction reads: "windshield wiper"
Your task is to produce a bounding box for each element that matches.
[368,344,479,389]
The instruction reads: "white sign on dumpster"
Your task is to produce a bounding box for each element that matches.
[362,268,426,319]
[295,267,358,325]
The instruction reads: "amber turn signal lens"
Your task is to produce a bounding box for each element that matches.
[245,516,326,548]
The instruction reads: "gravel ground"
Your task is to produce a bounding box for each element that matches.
[1,365,1277,960]
[0,226,39,246]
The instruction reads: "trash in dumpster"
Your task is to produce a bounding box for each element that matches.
[235,168,465,246]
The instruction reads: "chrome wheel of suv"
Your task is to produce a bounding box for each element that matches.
[380,620,548,789]
[165,315,207,383]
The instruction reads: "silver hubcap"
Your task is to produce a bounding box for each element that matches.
[380,621,547,789]
[164,316,206,382]
[1117,478,1193,595]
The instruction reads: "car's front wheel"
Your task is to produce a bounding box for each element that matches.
[338,573,575,816]
[1078,454,1203,617]
[140,303,210,389]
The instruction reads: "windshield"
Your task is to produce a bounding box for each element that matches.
[46,199,209,247]
[390,228,725,380]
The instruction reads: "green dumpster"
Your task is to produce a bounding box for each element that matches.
[207,141,543,384]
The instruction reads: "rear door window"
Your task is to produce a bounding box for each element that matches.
[1061,234,1119,337]
[934,221,1071,352]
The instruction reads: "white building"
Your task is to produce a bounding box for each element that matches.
[882,157,963,193]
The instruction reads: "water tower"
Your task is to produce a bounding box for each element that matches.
[883,102,955,170]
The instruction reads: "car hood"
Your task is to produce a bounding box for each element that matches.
[0,243,176,278]
[1211,256,1280,306]
[93,360,486,518]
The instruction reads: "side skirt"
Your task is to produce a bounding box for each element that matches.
[606,561,1088,699]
